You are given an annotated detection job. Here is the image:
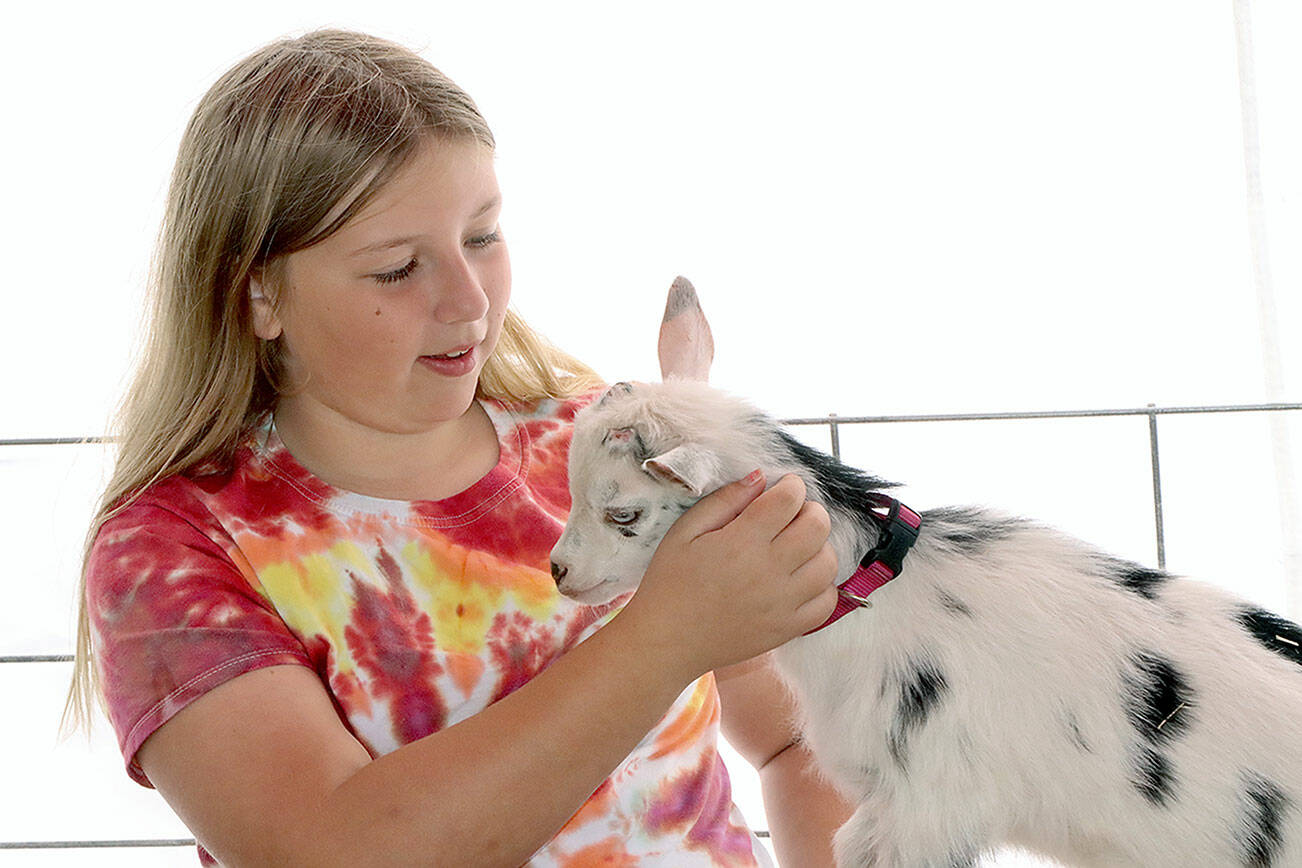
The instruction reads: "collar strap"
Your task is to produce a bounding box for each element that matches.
[804,494,922,635]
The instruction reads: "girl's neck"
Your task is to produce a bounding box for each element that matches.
[271,398,501,502]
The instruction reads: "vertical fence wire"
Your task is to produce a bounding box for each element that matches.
[1147,406,1167,569]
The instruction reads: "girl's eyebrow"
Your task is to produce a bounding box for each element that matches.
[471,195,503,220]
[351,235,421,257]
[349,195,502,257]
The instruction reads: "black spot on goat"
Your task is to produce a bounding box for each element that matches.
[1131,744,1178,806]
[773,429,896,519]
[938,590,974,618]
[1238,608,1302,670]
[888,659,948,770]
[1122,651,1194,805]
[1236,771,1291,867]
[1065,711,1092,753]
[923,506,1022,556]
[1123,652,1194,744]
[1101,557,1171,601]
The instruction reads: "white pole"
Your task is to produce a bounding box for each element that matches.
[1232,0,1302,616]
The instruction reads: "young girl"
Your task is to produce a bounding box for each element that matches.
[67,29,850,866]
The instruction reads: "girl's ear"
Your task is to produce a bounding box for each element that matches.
[248,272,283,340]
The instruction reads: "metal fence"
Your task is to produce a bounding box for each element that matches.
[2,400,1299,853]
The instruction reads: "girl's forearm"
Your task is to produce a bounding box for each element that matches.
[759,741,855,867]
[307,611,698,867]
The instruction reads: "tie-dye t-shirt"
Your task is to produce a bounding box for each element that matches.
[87,392,771,867]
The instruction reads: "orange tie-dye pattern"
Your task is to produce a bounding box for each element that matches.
[557,836,643,868]
[652,675,720,760]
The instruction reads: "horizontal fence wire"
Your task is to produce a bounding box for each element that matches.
[0,655,73,664]
[0,839,198,850]
[2,401,1298,851]
[4,402,1299,450]
[776,400,1302,427]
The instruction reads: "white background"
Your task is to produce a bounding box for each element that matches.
[2,1,1299,865]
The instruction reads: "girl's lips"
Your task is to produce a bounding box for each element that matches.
[418,345,477,376]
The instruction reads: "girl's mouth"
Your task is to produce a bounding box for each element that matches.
[419,345,477,376]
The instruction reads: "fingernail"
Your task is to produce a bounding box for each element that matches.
[742,469,764,486]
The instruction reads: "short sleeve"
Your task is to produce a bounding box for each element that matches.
[87,497,312,787]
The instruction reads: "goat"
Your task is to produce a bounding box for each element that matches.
[549,277,1302,867]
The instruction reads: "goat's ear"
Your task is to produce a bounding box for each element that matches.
[603,426,646,456]
[598,381,634,407]
[658,276,714,383]
[642,444,719,497]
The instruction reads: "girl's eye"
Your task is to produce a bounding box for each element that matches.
[605,508,642,526]
[373,258,418,285]
[467,230,502,249]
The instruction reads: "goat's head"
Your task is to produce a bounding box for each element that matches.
[550,378,766,604]
[551,278,767,603]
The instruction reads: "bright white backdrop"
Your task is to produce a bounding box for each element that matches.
[2,1,1299,865]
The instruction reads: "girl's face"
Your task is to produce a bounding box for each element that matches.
[252,137,511,435]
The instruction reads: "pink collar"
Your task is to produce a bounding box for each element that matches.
[804,494,922,635]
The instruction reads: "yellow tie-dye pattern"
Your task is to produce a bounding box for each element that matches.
[331,538,376,580]
[257,551,358,676]
[403,539,501,654]
[462,547,558,618]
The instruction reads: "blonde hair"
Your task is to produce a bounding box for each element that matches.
[64,29,603,733]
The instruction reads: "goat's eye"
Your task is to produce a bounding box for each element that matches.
[605,508,642,526]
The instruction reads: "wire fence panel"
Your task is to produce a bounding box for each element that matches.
[5,403,1296,853]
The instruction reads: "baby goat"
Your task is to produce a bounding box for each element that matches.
[549,279,1302,867]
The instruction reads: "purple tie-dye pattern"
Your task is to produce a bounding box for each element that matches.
[647,750,758,863]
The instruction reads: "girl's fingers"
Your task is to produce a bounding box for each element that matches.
[771,500,833,570]
[790,544,840,599]
[737,474,809,540]
[793,583,841,631]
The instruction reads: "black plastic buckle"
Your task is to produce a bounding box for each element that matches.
[859,497,921,576]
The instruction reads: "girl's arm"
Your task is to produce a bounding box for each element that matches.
[137,474,839,867]
[716,654,855,867]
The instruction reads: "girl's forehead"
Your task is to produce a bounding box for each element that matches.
[306,138,498,252]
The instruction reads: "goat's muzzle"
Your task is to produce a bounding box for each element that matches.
[550,561,568,585]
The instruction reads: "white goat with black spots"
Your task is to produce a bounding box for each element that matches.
[549,278,1302,867]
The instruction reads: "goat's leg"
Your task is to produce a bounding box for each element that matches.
[831,803,883,868]
[833,802,980,868]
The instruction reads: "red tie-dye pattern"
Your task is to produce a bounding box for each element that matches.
[487,609,559,702]
[344,568,448,744]
[517,416,575,517]
[87,392,762,866]
[434,495,562,572]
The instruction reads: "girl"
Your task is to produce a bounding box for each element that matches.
[67,29,850,866]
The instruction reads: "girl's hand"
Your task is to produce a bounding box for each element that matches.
[619,472,839,679]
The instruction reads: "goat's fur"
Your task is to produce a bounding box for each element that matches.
[550,308,1302,866]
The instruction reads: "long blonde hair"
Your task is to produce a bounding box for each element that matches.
[64,29,603,732]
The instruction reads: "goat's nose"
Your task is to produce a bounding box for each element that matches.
[550,561,568,585]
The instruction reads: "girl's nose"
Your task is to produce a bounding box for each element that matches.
[434,259,491,324]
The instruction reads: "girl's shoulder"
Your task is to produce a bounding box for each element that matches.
[481,384,607,424]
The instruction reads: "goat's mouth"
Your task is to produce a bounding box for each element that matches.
[558,578,629,606]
